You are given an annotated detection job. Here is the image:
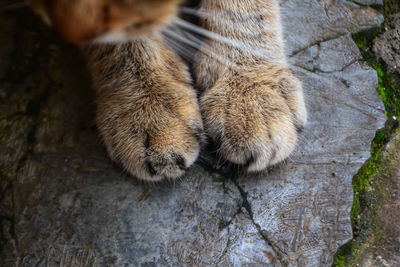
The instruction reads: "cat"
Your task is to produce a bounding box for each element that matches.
[26,0,307,181]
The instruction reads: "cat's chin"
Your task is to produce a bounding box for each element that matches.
[93,32,132,44]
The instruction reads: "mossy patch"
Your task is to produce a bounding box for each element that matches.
[333,1,400,266]
[334,122,398,266]
[353,29,400,118]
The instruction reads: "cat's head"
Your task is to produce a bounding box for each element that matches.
[26,0,181,45]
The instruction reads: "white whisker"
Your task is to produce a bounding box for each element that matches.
[163,27,239,70]
[162,33,197,61]
[180,6,271,20]
[171,17,280,62]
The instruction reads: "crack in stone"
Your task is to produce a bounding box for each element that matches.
[293,58,361,74]
[6,84,52,254]
[1,76,52,261]
[197,159,289,266]
[229,178,289,267]
[214,227,231,267]
[288,33,349,58]
[1,13,56,257]
[1,12,54,257]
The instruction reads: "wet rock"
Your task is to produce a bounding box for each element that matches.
[0,0,386,266]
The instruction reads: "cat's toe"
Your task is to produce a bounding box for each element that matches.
[144,150,194,180]
[201,66,307,172]
[101,123,203,181]
[208,104,299,172]
[217,116,300,172]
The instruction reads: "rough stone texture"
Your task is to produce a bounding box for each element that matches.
[373,13,400,74]
[356,127,400,267]
[280,0,383,56]
[0,1,386,266]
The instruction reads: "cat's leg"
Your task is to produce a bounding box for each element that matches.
[87,36,203,181]
[195,0,307,171]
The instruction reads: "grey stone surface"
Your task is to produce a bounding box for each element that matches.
[280,0,384,56]
[0,0,386,266]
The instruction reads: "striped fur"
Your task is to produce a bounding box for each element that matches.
[27,0,307,180]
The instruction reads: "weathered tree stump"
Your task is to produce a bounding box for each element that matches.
[0,0,386,266]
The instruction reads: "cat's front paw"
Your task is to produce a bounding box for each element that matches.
[96,84,204,181]
[201,65,307,172]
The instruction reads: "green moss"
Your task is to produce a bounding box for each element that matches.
[333,1,400,265]
[334,126,391,266]
[334,254,345,267]
[353,32,400,118]
[334,124,398,265]
[352,1,400,119]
